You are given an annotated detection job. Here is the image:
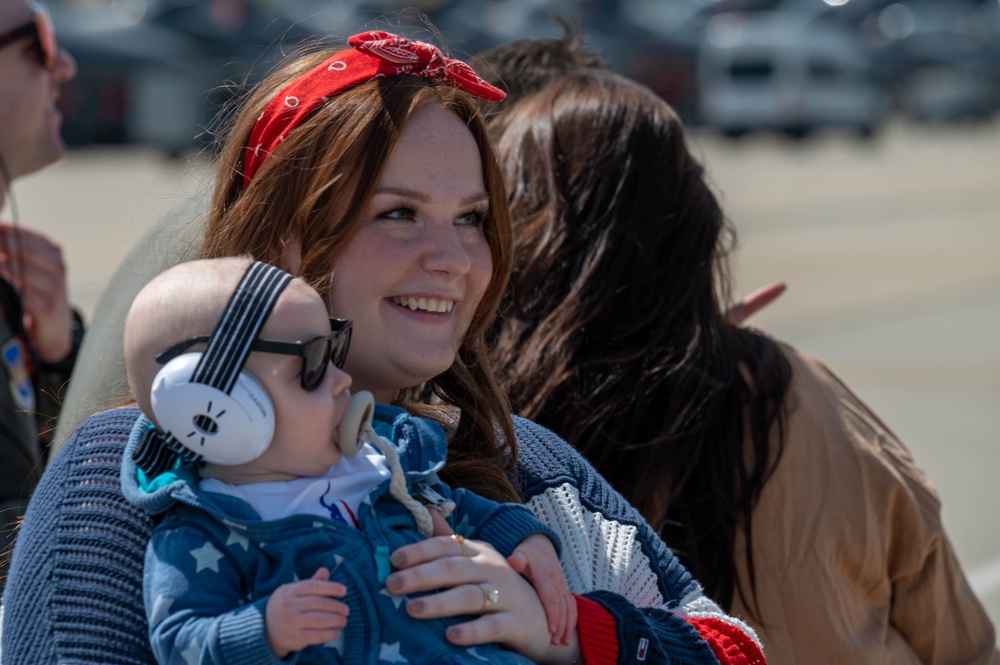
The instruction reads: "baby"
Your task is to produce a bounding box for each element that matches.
[121,257,573,664]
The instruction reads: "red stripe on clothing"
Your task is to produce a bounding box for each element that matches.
[574,594,619,665]
[684,616,766,665]
[339,500,359,528]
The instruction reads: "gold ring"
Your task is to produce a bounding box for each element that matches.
[451,534,466,557]
[478,586,500,615]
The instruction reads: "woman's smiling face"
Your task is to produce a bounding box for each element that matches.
[325,104,493,402]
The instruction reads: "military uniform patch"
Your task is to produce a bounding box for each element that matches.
[2,338,35,412]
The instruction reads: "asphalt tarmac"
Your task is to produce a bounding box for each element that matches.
[10,118,1000,633]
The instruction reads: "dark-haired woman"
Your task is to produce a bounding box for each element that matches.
[490,67,999,665]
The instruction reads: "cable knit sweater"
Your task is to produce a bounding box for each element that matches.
[2,406,765,665]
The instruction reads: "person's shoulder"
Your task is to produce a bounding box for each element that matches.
[771,339,826,376]
[778,339,831,366]
[67,404,143,437]
[772,339,879,402]
[770,339,883,429]
[769,339,863,412]
[52,405,143,465]
[511,413,554,436]
[511,415,595,492]
[771,340,939,500]
[38,406,147,519]
[512,415,576,460]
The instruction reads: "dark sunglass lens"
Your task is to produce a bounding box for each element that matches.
[330,327,351,369]
[300,338,330,391]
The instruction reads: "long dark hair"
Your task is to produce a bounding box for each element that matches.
[490,70,792,615]
[203,47,520,504]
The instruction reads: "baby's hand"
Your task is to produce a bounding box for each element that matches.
[265,567,350,658]
[507,533,576,645]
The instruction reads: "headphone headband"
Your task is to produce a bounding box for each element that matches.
[191,261,293,393]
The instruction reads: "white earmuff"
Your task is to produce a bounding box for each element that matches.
[150,352,275,465]
[338,390,375,458]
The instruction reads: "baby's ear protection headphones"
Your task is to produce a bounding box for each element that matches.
[149,261,293,466]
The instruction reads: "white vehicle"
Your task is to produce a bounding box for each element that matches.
[696,11,889,139]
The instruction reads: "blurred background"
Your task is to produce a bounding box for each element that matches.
[10,0,1000,640]
[47,0,1000,154]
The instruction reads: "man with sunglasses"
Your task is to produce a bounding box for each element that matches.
[0,1,73,176]
[0,0,81,586]
[119,257,572,664]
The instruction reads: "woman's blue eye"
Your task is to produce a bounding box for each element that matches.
[380,207,415,220]
[458,210,486,226]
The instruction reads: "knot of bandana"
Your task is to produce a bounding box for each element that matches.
[242,30,505,189]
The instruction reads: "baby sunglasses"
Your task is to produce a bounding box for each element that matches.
[0,4,58,71]
[156,317,353,392]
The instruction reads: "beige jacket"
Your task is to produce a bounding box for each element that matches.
[731,343,998,664]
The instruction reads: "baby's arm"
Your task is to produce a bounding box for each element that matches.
[508,533,577,645]
[146,522,349,663]
[266,568,350,658]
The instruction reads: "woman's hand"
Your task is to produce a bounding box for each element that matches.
[387,533,580,665]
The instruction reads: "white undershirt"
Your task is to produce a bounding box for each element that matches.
[200,442,391,526]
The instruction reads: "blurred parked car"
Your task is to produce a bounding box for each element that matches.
[696,11,889,139]
[800,0,1000,122]
[48,0,1000,152]
[617,0,1000,130]
[860,0,1000,122]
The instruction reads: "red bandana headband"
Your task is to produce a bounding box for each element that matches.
[242,30,506,189]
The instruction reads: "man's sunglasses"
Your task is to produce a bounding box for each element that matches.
[156,317,352,392]
[0,4,58,71]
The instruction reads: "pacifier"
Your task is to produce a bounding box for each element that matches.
[338,390,375,457]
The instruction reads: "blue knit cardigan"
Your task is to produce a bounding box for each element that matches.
[2,406,757,664]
